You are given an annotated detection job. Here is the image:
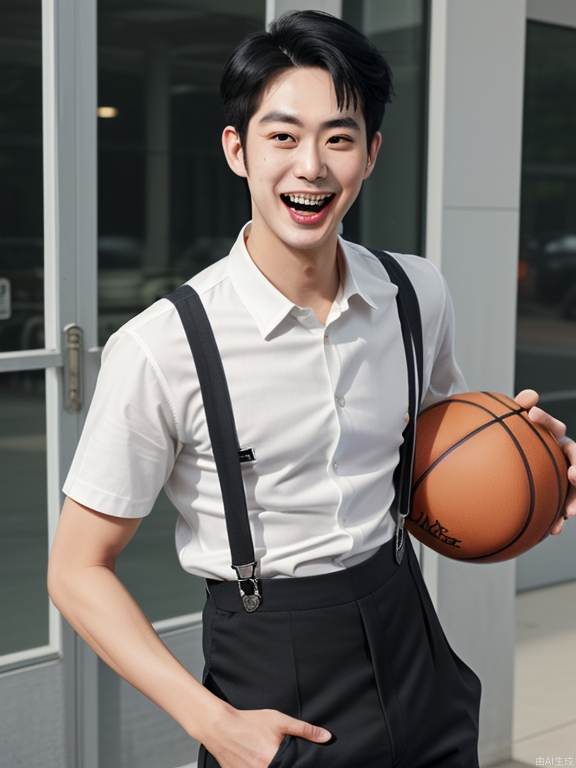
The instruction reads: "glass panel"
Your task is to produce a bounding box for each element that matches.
[97,1,265,624]
[97,2,260,346]
[341,0,428,253]
[0,4,44,352]
[515,21,576,590]
[115,492,207,619]
[0,370,48,655]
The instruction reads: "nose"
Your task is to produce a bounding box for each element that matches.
[293,139,328,181]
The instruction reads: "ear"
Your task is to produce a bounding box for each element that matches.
[221,126,248,178]
[363,131,382,181]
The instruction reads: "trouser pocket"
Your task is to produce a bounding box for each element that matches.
[267,734,296,768]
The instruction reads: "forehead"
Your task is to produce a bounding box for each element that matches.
[253,66,363,127]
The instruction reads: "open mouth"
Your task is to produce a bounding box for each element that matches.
[280,193,336,214]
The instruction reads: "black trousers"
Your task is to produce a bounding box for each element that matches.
[198,534,481,768]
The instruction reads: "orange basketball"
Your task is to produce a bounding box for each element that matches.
[407,391,570,563]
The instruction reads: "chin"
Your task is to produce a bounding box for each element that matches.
[280,228,335,250]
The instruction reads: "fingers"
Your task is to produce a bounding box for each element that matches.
[526,407,576,539]
[528,406,568,441]
[559,438,576,473]
[281,714,332,743]
[514,389,539,409]
[550,518,564,535]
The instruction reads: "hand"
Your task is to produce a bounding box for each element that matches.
[200,702,332,768]
[514,389,576,534]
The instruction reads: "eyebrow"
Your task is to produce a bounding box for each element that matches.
[257,110,361,131]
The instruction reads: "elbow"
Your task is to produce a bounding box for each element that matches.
[47,556,72,607]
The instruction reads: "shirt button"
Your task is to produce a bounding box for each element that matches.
[332,461,339,472]
[404,412,410,424]
[336,396,346,407]
[324,332,329,344]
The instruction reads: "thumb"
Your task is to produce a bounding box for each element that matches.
[282,715,332,743]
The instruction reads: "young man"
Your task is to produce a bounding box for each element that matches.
[48,10,576,768]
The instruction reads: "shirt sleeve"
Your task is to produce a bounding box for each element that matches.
[62,329,180,518]
[419,270,468,412]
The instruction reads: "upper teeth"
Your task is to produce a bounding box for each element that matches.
[285,193,332,205]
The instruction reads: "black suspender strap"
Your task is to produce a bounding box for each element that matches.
[164,247,425,609]
[165,284,262,612]
[367,249,424,564]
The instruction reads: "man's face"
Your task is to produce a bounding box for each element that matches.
[222,66,381,252]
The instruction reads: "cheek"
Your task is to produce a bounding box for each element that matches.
[254,155,288,186]
[337,155,368,191]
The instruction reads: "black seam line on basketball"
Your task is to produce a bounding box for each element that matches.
[419,394,526,419]
[413,399,530,494]
[412,398,536,560]
[484,391,567,531]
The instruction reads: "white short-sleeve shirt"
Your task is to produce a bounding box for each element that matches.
[62,220,468,579]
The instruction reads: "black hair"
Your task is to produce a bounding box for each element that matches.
[220,9,394,169]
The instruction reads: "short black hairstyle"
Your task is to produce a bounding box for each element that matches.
[220,9,394,166]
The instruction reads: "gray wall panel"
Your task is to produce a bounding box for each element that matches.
[0,662,66,768]
[98,624,205,768]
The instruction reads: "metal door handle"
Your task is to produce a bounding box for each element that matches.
[63,323,83,412]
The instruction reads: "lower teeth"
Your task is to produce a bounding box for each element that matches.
[288,200,330,213]
[282,194,333,214]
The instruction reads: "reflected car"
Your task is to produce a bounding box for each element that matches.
[0,235,217,351]
[534,235,576,318]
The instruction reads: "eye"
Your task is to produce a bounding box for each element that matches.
[272,133,295,143]
[328,135,353,144]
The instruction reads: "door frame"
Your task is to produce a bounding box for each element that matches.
[47,0,100,765]
[47,0,100,764]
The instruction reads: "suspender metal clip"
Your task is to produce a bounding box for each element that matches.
[394,514,407,565]
[232,561,262,612]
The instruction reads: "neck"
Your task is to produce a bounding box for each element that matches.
[243,216,342,312]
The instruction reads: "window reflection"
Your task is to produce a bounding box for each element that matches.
[341,0,427,254]
[0,370,48,655]
[517,21,576,418]
[0,6,44,353]
[97,2,261,346]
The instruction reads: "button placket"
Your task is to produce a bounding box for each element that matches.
[323,320,345,483]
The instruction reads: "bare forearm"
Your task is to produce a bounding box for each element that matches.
[48,564,229,742]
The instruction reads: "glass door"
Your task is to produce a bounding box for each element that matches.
[0,1,98,766]
[516,2,576,590]
[2,2,265,766]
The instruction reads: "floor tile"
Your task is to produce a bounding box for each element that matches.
[513,581,576,765]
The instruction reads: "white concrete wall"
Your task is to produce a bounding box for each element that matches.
[269,0,342,26]
[425,1,527,764]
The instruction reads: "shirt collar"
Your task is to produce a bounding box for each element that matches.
[227,220,382,340]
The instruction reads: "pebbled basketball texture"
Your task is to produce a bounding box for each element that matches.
[407,391,570,563]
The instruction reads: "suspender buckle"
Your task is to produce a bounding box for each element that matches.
[394,514,407,565]
[232,561,262,612]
